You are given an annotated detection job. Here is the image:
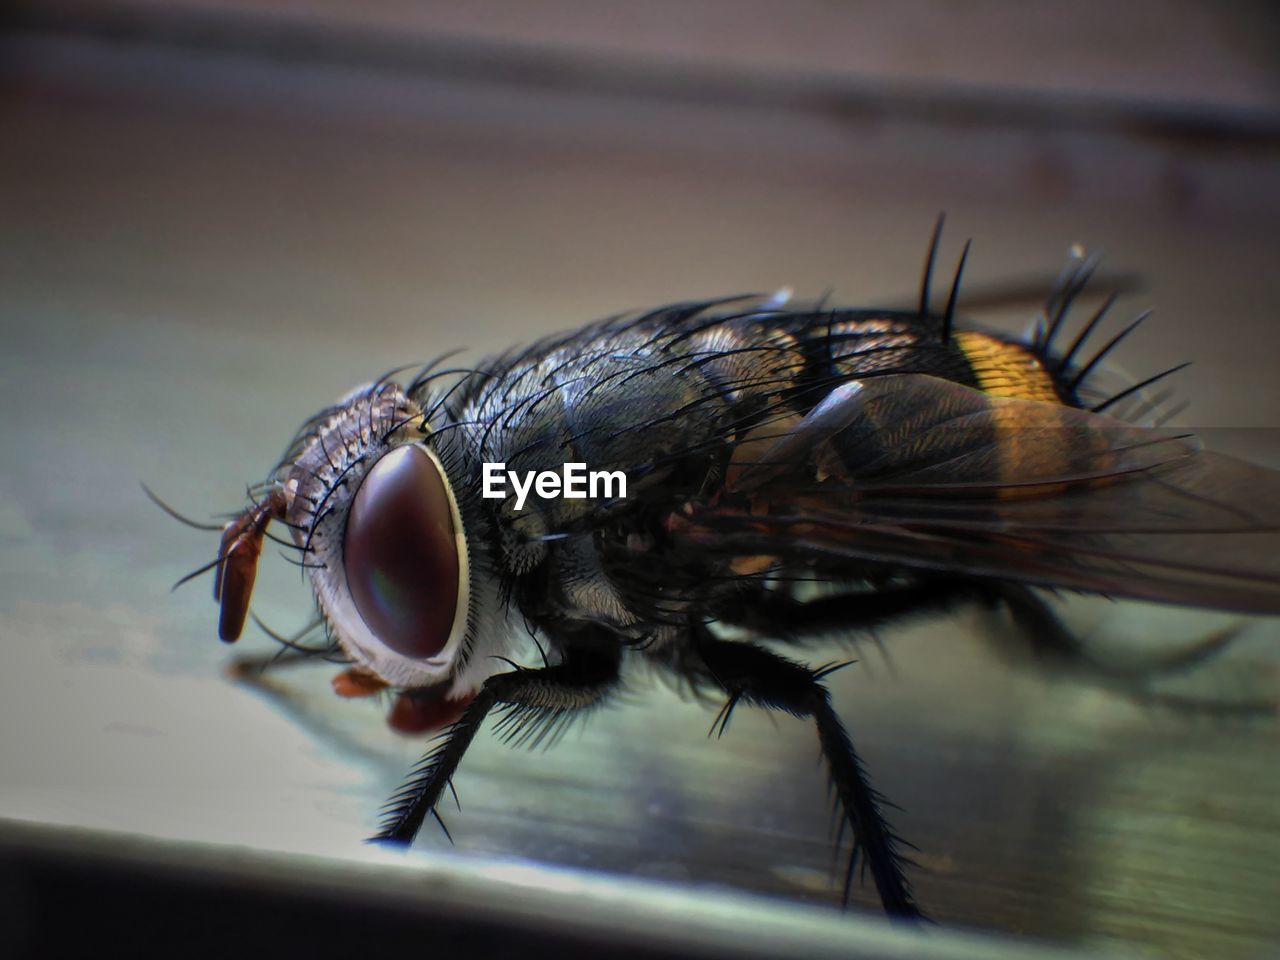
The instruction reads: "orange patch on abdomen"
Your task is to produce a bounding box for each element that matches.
[954,332,1062,404]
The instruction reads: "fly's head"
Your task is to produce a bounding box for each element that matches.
[216,380,476,697]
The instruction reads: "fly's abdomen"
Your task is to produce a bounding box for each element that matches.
[763,311,1088,493]
[951,330,1065,404]
[790,309,1072,409]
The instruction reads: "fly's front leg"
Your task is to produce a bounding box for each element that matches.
[225,647,330,681]
[222,617,344,683]
[692,628,922,921]
[371,640,621,846]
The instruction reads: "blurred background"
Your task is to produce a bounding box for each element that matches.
[1,2,1278,958]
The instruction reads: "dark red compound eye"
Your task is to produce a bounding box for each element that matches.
[344,445,461,659]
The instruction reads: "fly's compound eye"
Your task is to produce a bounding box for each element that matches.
[344,444,465,660]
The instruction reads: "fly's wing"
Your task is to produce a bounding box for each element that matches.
[675,375,1280,614]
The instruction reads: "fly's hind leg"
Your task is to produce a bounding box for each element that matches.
[690,626,922,920]
[997,582,1219,670]
[721,578,989,644]
[736,580,1269,715]
[371,639,621,847]
[995,583,1272,716]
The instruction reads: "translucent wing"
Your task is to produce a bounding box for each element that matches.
[676,375,1280,614]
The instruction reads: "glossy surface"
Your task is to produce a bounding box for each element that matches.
[345,446,460,660]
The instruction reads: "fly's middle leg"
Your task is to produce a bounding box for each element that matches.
[690,626,923,921]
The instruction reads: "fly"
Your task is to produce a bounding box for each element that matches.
[163,223,1280,921]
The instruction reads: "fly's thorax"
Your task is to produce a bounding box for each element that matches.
[431,322,733,651]
[682,320,805,408]
[277,381,490,692]
[464,332,733,495]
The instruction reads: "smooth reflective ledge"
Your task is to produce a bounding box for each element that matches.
[0,817,1107,960]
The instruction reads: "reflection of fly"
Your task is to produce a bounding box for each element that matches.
[175,226,1280,921]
